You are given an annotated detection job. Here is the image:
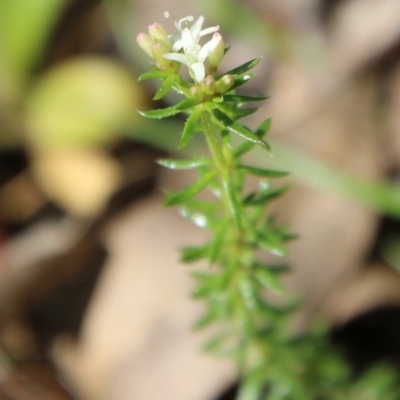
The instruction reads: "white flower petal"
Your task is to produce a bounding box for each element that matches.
[190,16,204,40]
[172,38,183,52]
[190,62,205,83]
[198,34,219,62]
[199,25,219,37]
[181,27,195,49]
[163,52,190,66]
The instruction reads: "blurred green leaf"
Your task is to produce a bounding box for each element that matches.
[179,107,202,149]
[164,170,218,206]
[153,75,175,100]
[138,70,169,81]
[234,118,272,157]
[213,109,269,149]
[223,175,242,230]
[244,186,289,206]
[26,57,139,148]
[217,58,261,79]
[157,157,210,170]
[269,140,400,219]
[138,98,199,119]
[254,268,284,295]
[208,218,230,264]
[181,246,209,263]
[259,236,289,257]
[230,73,257,91]
[238,165,288,178]
[223,94,268,103]
[0,0,66,80]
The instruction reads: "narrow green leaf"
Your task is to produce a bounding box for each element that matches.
[217,57,261,79]
[223,176,242,230]
[237,368,265,400]
[223,94,268,103]
[163,170,218,206]
[238,165,288,178]
[244,186,289,205]
[233,142,254,158]
[192,284,213,299]
[157,157,210,170]
[181,246,208,263]
[190,271,215,283]
[179,107,201,149]
[203,330,233,353]
[182,199,221,213]
[253,262,290,275]
[138,70,168,81]
[259,237,289,257]
[212,109,269,150]
[254,268,284,295]
[255,118,272,137]
[138,98,199,119]
[243,191,257,204]
[238,278,257,310]
[0,0,66,79]
[229,73,256,91]
[233,118,272,157]
[194,311,215,330]
[208,218,230,264]
[153,75,175,100]
[233,107,259,120]
[215,102,257,122]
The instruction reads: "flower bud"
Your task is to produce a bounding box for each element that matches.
[216,75,234,93]
[136,33,154,58]
[190,85,204,102]
[201,75,215,95]
[148,23,171,51]
[208,33,225,68]
[151,42,171,67]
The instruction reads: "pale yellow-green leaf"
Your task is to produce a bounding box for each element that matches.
[26,57,143,148]
[0,0,66,81]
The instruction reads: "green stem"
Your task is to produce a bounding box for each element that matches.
[201,108,226,172]
[201,109,242,232]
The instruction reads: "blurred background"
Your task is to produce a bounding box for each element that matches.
[2,0,400,399]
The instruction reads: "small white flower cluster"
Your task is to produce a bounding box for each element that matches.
[137,13,225,83]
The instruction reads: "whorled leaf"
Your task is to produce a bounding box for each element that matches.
[212,109,269,150]
[178,107,202,149]
[153,75,175,100]
[234,118,272,157]
[163,169,218,206]
[244,185,289,206]
[181,245,209,263]
[253,262,290,275]
[255,118,272,137]
[217,57,261,79]
[238,165,288,178]
[223,94,268,103]
[259,235,289,257]
[138,98,199,119]
[157,157,210,170]
[229,73,256,91]
[194,310,217,330]
[254,268,284,295]
[203,330,234,353]
[208,218,230,264]
[215,101,257,122]
[222,175,242,230]
[138,70,168,81]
